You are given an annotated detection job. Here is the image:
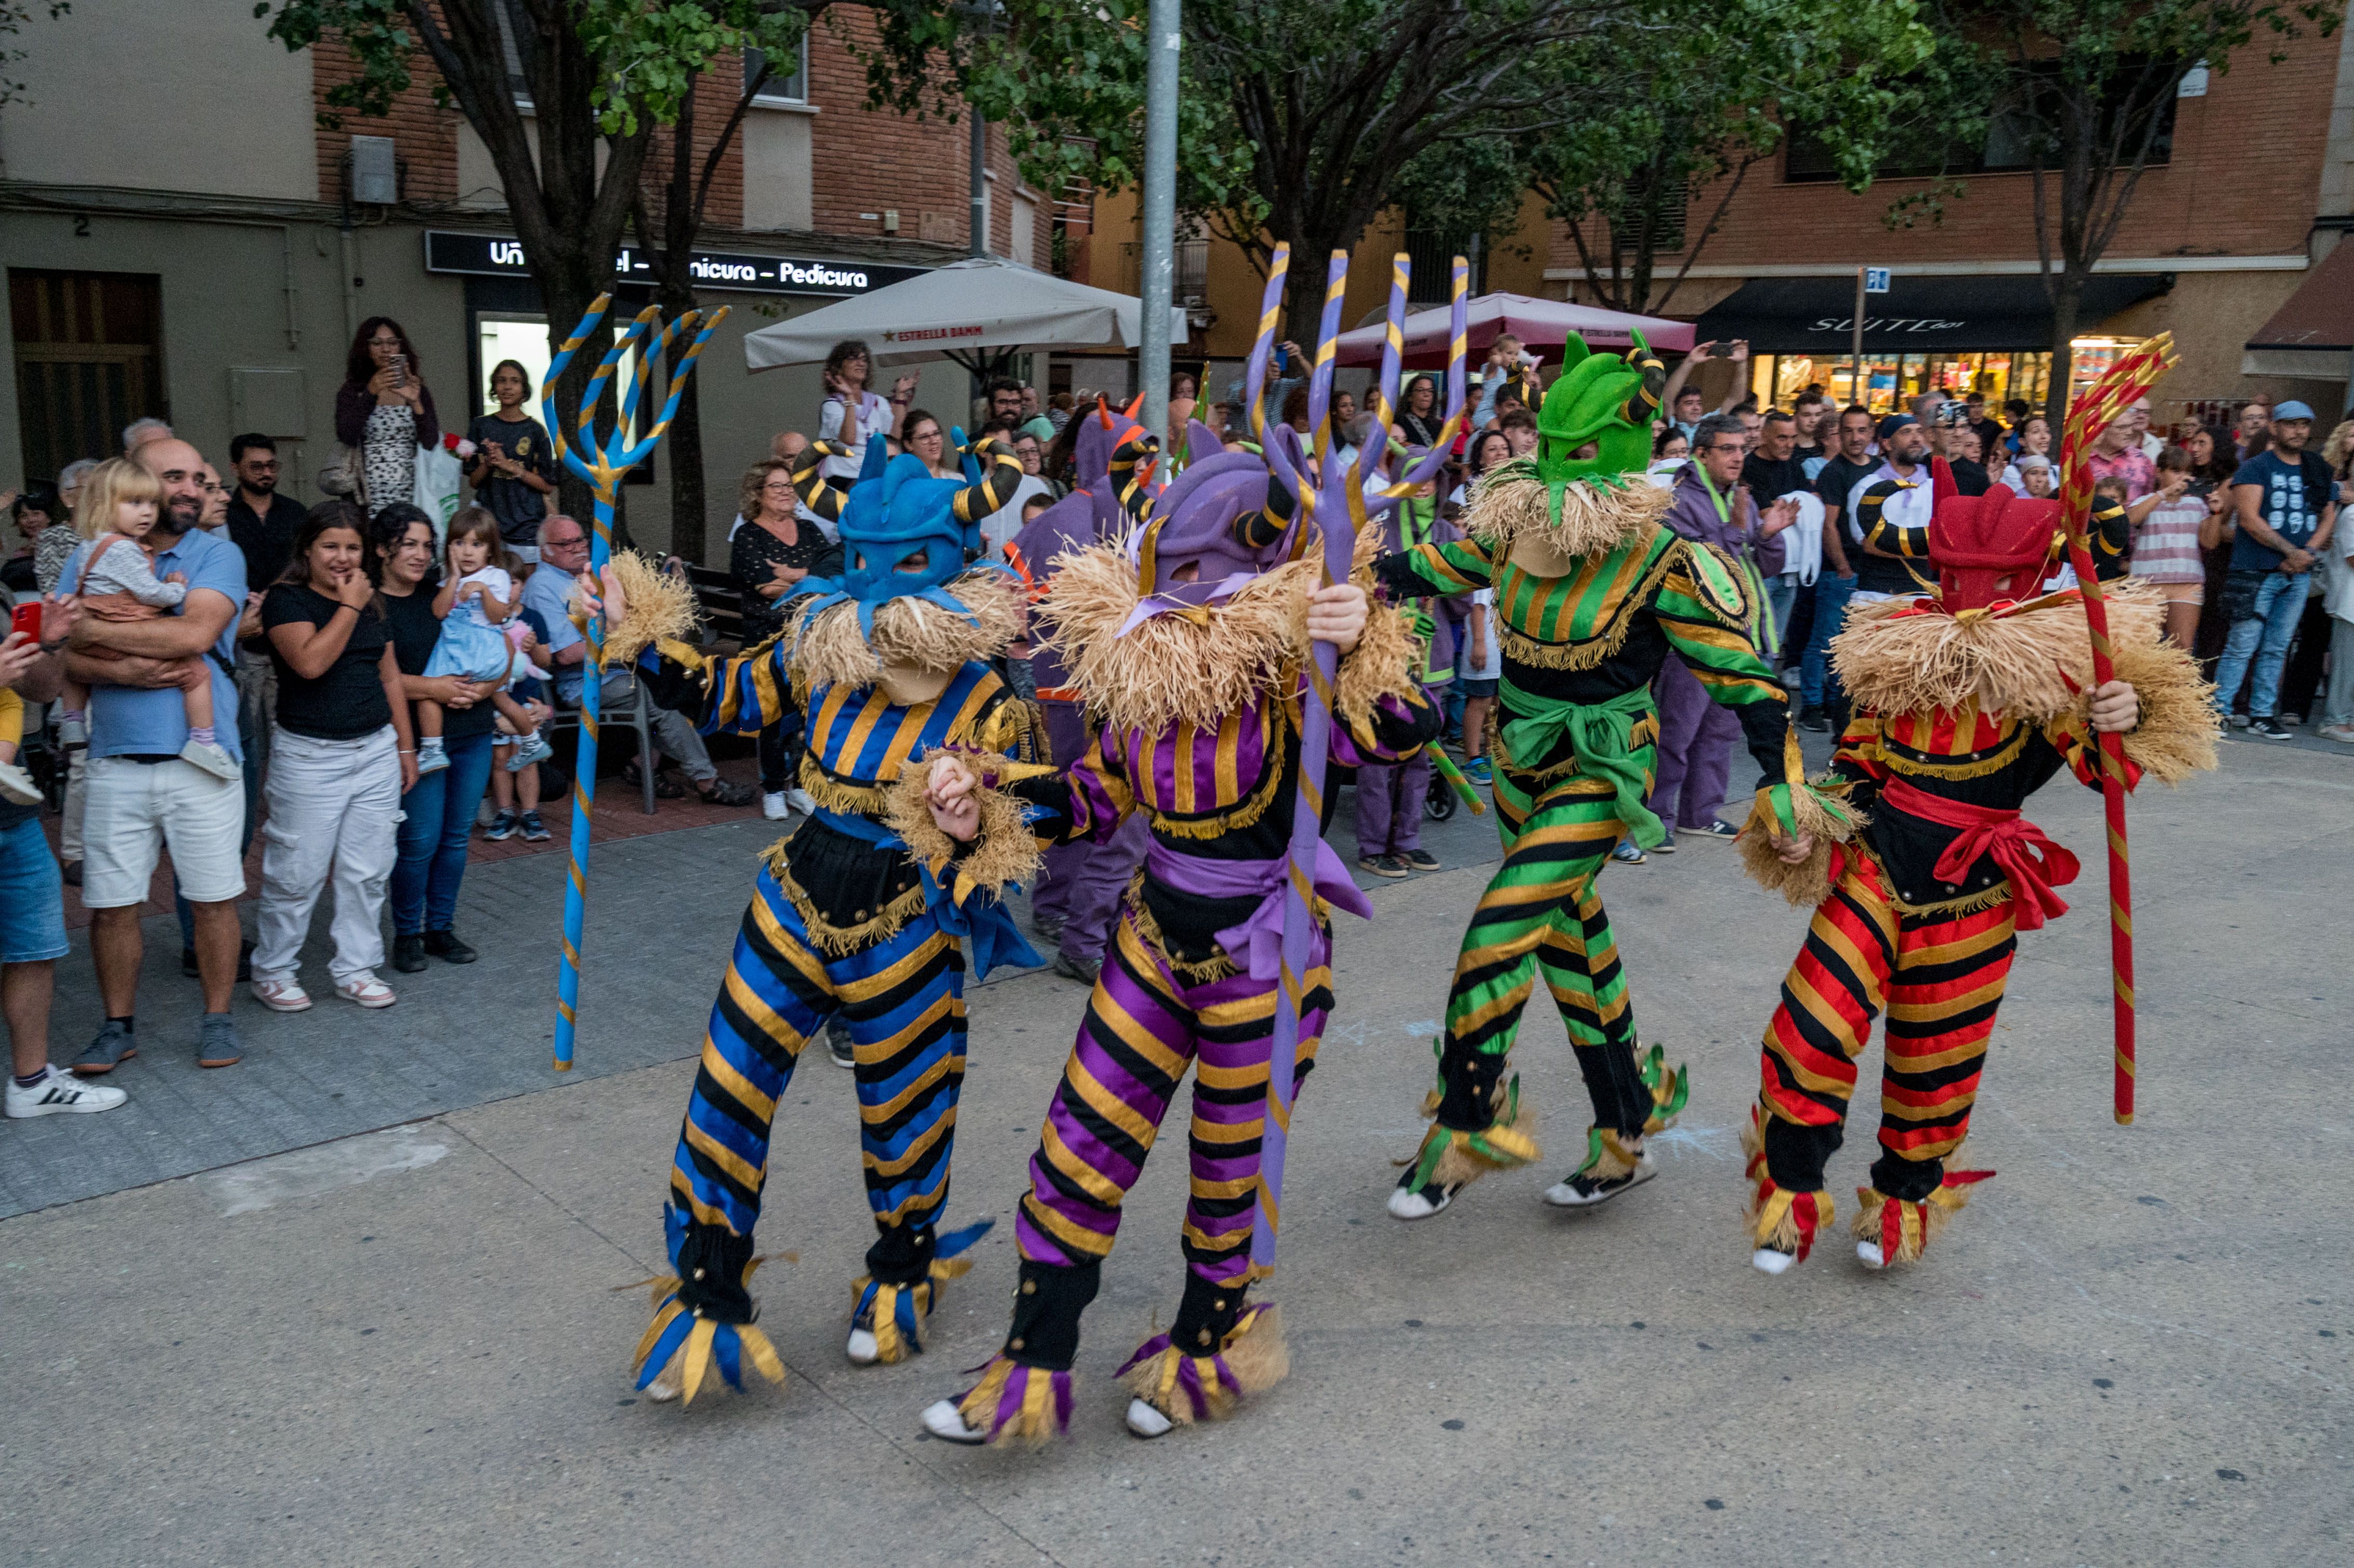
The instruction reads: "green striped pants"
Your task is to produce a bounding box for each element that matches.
[1428,754,1657,1136]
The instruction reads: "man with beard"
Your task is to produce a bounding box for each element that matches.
[59,438,249,1074]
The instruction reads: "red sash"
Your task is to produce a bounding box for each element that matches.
[1880,775,2080,930]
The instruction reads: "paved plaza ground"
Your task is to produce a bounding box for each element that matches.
[1,733,2347,1567]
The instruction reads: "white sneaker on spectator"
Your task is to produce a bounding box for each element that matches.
[786,787,817,816]
[251,977,313,1012]
[334,973,397,1009]
[763,791,791,820]
[415,738,450,775]
[0,761,40,806]
[6,1064,127,1118]
[179,738,241,781]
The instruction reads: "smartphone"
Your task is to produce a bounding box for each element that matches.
[1273,345,1289,377]
[390,352,410,387]
[1706,343,1735,358]
[8,600,40,644]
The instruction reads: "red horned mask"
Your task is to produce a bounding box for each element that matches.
[1927,459,2061,613]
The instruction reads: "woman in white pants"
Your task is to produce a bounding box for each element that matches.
[252,503,419,1010]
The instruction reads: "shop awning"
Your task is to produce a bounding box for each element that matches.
[2242,243,2354,381]
[1330,292,1693,368]
[1695,273,2172,354]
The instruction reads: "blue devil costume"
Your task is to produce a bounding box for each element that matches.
[626,433,1043,1403]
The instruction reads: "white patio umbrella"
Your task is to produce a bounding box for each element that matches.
[1332,291,1695,368]
[741,255,1190,377]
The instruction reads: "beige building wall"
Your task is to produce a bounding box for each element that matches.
[0,0,316,200]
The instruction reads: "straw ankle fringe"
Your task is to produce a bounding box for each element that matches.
[1038,542,1316,734]
[1851,1184,1969,1265]
[2106,636,2220,784]
[1742,1105,1836,1259]
[1118,1304,1290,1426]
[1413,1084,1540,1190]
[1832,580,2167,720]
[1582,1127,1643,1182]
[790,570,1025,692]
[954,1355,1073,1447]
[1465,468,1670,558]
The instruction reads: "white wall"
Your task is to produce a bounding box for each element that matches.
[0,0,317,200]
[741,108,815,232]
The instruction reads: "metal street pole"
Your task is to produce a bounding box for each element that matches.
[1851,266,1866,410]
[970,105,988,259]
[1139,0,1181,439]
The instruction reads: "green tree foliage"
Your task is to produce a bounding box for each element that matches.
[1528,0,1936,316]
[0,3,71,108]
[1920,0,2342,427]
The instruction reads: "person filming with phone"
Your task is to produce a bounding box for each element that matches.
[336,317,440,521]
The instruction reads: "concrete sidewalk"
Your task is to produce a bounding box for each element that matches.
[1,741,2347,1566]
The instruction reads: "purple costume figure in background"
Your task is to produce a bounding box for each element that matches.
[921,253,1460,1447]
[1013,400,1196,978]
[1651,454,1788,835]
[1353,477,1461,867]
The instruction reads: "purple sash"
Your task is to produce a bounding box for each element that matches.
[1144,838,1374,982]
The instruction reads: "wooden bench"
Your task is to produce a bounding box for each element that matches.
[684,563,744,654]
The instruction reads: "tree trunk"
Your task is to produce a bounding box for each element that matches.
[661,302,707,564]
[2045,269,2082,439]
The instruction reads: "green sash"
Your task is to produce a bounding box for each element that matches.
[1499,683,1664,848]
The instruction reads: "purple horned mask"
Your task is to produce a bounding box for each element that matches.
[1118,450,1281,634]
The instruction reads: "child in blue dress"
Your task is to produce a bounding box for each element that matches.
[415,507,552,775]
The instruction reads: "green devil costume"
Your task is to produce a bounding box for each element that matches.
[1371,333,1836,1220]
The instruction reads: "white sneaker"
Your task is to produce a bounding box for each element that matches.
[921,1398,988,1444]
[786,787,817,816]
[763,791,791,821]
[178,738,242,781]
[250,977,312,1012]
[1542,1153,1657,1209]
[1124,1397,1174,1439]
[1751,1246,1797,1276]
[846,1327,880,1365]
[1855,1239,1886,1270]
[333,973,397,1009]
[414,740,450,775]
[6,1064,127,1118]
[0,760,40,806]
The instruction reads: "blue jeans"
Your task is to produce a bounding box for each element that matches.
[1800,573,1858,707]
[2212,569,2308,719]
[390,729,498,935]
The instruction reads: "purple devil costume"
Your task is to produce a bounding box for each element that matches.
[924,260,1466,1446]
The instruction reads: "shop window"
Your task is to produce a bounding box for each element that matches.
[9,268,165,485]
[1750,350,2058,415]
[476,311,651,483]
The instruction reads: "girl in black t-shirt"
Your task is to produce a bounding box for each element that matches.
[250,502,418,1012]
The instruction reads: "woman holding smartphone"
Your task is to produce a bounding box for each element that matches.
[336,317,440,521]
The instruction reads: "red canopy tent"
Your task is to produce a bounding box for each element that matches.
[1332,291,1694,368]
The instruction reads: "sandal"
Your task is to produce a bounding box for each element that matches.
[623,759,685,799]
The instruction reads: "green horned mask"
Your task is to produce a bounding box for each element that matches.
[1525,329,1666,524]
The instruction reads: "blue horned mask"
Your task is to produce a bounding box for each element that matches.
[791,436,1008,642]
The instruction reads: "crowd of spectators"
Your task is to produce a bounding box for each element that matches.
[0,316,767,1120]
[6,317,2349,1119]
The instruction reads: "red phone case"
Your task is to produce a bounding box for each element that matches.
[9,602,40,642]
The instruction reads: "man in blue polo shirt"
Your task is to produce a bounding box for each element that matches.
[2218,400,2339,738]
[58,438,249,1073]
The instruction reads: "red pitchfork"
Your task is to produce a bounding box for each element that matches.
[2054,334,2178,1125]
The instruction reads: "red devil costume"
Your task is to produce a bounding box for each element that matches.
[1738,460,2216,1273]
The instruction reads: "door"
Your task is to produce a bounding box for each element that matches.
[10,269,166,484]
